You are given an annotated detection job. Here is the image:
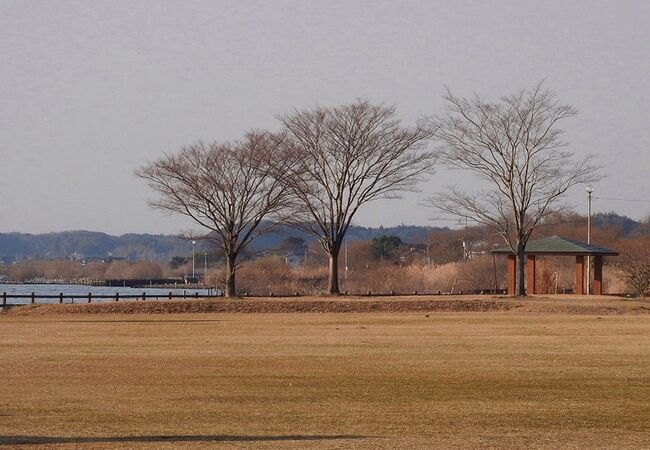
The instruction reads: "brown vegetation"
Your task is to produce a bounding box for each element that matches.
[0,212,645,296]
[3,310,650,448]
[0,259,184,283]
[9,294,649,318]
[8,296,519,315]
[615,236,650,296]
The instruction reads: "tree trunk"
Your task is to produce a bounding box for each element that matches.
[328,246,341,295]
[225,253,237,297]
[517,242,526,296]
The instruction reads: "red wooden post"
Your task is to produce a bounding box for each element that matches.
[593,255,604,295]
[507,255,517,295]
[527,255,537,295]
[576,256,585,295]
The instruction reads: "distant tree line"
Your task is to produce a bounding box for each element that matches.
[3,213,650,296]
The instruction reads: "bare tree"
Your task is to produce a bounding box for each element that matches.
[620,258,650,297]
[616,236,650,297]
[278,100,435,294]
[136,131,289,297]
[427,83,599,295]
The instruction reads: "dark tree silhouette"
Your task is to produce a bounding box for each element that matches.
[136,131,289,297]
[278,100,435,294]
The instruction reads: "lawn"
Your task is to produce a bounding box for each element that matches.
[2,304,650,448]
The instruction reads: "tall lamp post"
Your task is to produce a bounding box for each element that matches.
[192,240,196,280]
[204,252,208,286]
[344,241,349,281]
[586,187,593,294]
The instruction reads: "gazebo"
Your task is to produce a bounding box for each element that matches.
[492,236,619,295]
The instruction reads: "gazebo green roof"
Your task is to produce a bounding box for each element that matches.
[491,236,619,256]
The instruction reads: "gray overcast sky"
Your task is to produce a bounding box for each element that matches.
[1,0,649,235]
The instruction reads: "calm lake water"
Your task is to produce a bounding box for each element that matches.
[0,283,217,304]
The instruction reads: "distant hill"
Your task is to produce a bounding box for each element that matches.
[3,214,638,262]
[0,231,192,262]
[592,212,642,236]
[250,224,448,250]
[0,224,448,262]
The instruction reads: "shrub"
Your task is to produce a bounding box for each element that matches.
[7,262,43,282]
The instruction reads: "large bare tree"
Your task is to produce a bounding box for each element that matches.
[136,131,289,297]
[428,83,598,295]
[278,100,435,294]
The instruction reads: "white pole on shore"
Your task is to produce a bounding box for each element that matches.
[192,240,196,279]
[586,187,593,294]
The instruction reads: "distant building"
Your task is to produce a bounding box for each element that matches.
[183,274,203,284]
[70,251,84,261]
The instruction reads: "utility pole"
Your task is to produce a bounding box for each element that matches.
[204,252,208,286]
[586,187,593,294]
[344,241,349,281]
[192,240,196,279]
[492,243,499,293]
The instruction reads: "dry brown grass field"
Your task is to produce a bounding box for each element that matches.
[2,296,650,449]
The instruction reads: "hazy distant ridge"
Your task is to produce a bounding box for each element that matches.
[0,224,448,261]
[0,213,638,261]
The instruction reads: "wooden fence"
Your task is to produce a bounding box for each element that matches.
[0,291,219,308]
[0,289,509,308]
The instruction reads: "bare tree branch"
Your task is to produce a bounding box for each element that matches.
[135,131,290,297]
[277,99,436,294]
[426,83,601,295]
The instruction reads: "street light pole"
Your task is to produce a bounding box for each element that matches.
[586,187,593,294]
[344,241,349,281]
[192,240,196,279]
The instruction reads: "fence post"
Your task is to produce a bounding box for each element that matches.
[2,292,5,307]
[88,293,92,304]
[194,292,198,298]
[31,292,35,304]
[169,291,172,300]
[142,292,146,301]
[115,292,119,302]
[59,292,63,304]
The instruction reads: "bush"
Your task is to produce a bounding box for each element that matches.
[7,262,42,282]
[104,261,164,280]
[615,237,650,296]
[41,260,84,280]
